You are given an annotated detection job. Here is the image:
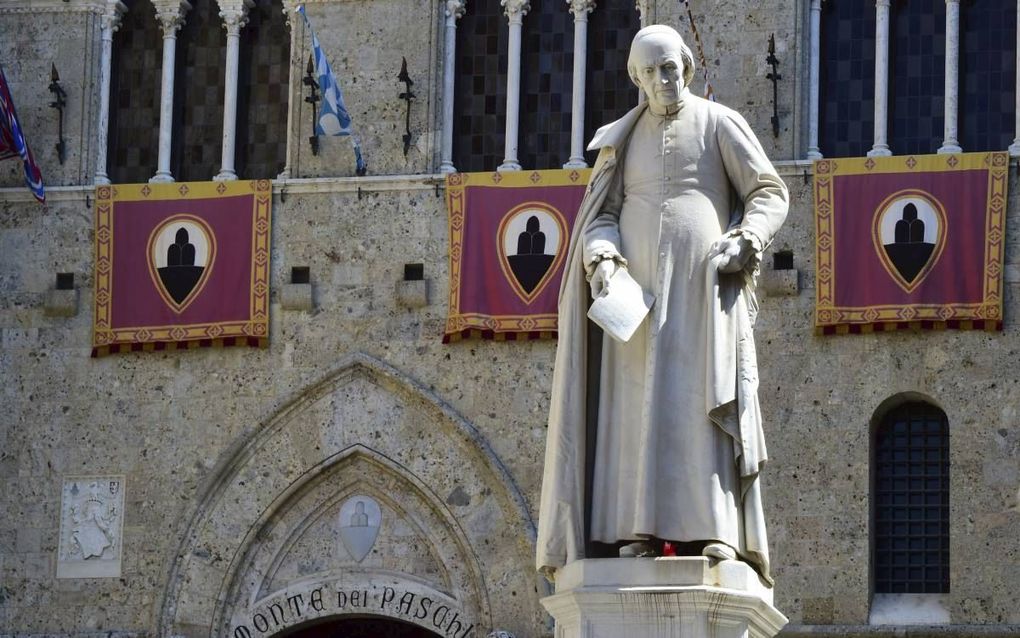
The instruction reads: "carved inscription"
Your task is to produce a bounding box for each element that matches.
[233,583,475,638]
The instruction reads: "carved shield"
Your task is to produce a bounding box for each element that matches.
[338,496,381,563]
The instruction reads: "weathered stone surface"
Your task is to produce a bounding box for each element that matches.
[280,283,314,311]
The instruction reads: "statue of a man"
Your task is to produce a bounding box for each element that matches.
[536,25,788,584]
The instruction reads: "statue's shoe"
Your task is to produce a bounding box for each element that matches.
[702,542,737,561]
[619,541,657,558]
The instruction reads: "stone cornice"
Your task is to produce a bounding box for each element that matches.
[0,175,446,203]
[0,0,109,14]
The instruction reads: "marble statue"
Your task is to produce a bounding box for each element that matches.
[536,25,788,584]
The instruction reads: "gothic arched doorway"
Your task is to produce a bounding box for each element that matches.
[279,616,443,638]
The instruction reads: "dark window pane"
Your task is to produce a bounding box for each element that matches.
[108,0,162,183]
[960,0,1017,151]
[236,0,290,179]
[888,0,945,155]
[519,0,575,169]
[584,0,640,165]
[819,0,875,157]
[174,0,226,181]
[453,0,508,172]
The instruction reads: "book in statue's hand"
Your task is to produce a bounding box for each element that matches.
[586,268,655,343]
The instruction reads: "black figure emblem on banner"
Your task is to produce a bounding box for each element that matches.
[146,215,217,312]
[497,202,568,304]
[872,190,947,293]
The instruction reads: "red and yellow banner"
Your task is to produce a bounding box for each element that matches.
[444,169,589,342]
[814,152,1008,334]
[92,180,272,356]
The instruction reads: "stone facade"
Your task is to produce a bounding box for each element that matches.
[1,0,1019,636]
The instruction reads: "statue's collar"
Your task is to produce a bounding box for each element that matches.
[587,88,691,151]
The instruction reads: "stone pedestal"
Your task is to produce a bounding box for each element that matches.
[541,558,787,638]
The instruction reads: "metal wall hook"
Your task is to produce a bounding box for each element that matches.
[765,34,781,138]
[397,57,415,157]
[48,63,67,164]
[303,55,320,156]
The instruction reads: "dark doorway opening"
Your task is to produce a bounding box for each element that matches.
[277,616,443,638]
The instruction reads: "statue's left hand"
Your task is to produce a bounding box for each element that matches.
[709,233,755,274]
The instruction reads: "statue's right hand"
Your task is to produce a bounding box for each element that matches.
[589,258,619,298]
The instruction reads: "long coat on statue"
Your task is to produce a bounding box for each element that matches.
[536,92,788,584]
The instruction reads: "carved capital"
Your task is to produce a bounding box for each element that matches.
[501,0,529,20]
[100,0,127,33]
[634,0,650,21]
[445,0,466,20]
[218,0,254,34]
[153,0,191,35]
[875,0,890,7]
[567,0,594,18]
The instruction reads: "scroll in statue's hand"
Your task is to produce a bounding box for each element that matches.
[589,258,620,298]
[709,233,755,274]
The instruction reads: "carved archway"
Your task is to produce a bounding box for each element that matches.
[159,353,541,638]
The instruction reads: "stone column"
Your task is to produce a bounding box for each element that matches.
[439,0,466,174]
[278,1,297,179]
[214,0,254,181]
[806,0,822,160]
[1009,0,1020,156]
[938,0,962,154]
[563,0,593,169]
[498,0,529,172]
[543,558,788,638]
[868,0,891,157]
[151,0,191,183]
[94,0,127,185]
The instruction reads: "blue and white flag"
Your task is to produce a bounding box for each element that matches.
[297,5,367,174]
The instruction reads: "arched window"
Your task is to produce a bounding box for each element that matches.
[173,0,226,182]
[872,400,949,594]
[819,0,876,158]
[453,0,508,173]
[108,0,162,184]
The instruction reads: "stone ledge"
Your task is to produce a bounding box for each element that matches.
[43,288,78,317]
[396,280,429,308]
[761,269,799,297]
[780,626,1020,637]
[280,283,314,311]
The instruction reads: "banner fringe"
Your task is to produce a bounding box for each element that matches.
[91,336,267,358]
[815,320,1002,336]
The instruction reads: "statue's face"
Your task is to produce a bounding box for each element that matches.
[631,35,685,111]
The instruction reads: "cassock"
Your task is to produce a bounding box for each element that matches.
[536,89,788,584]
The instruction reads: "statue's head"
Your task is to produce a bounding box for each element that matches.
[627,25,696,112]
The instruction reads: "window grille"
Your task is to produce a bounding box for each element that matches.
[873,401,950,594]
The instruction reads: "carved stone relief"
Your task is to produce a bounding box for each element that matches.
[57,476,125,578]
[338,495,381,562]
